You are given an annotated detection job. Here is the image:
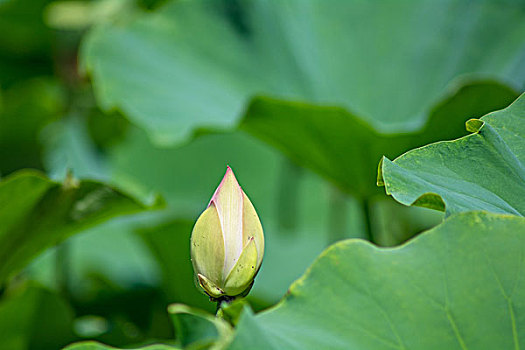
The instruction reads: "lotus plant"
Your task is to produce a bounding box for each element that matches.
[190,166,264,301]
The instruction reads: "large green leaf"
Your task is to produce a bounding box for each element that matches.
[82,0,525,145]
[379,93,525,215]
[0,170,163,285]
[228,211,525,349]
[241,81,518,196]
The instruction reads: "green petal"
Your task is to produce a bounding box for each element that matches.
[190,205,224,286]
[223,238,258,296]
[242,192,264,270]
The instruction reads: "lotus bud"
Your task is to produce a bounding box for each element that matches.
[190,166,264,299]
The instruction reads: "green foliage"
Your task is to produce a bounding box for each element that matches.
[380,93,525,215]
[0,0,525,349]
[82,0,525,145]
[241,82,518,197]
[229,212,525,349]
[0,170,163,285]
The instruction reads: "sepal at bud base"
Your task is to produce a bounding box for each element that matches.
[197,273,224,298]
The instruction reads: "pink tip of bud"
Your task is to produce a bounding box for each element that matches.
[208,166,242,208]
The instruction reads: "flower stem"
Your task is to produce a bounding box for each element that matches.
[361,197,374,243]
[213,295,236,316]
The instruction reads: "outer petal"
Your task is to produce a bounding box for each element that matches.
[190,205,224,286]
[223,238,258,296]
[242,192,264,270]
[209,166,244,278]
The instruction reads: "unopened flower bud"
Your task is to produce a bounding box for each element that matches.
[190,166,264,299]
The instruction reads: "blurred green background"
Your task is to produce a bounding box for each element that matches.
[1,0,524,348]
